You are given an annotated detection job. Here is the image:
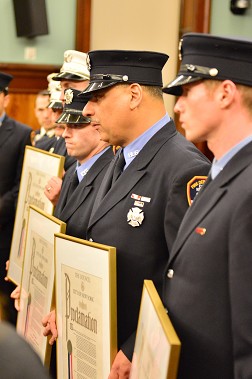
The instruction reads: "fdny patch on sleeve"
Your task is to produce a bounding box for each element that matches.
[187,176,207,205]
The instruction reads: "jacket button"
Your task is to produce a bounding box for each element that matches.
[167,269,174,279]
[89,238,93,242]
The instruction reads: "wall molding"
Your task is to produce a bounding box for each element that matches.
[0,63,61,93]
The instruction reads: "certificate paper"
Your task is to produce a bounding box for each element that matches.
[8,146,64,285]
[16,205,66,366]
[130,280,181,379]
[54,233,117,379]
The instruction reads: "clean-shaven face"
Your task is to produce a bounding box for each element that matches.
[174,81,221,143]
[62,122,101,164]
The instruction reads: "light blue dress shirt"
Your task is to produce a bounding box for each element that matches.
[75,146,110,182]
[211,135,252,179]
[123,113,170,169]
[0,112,6,126]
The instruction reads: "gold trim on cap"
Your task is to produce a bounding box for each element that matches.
[178,38,183,61]
[181,64,219,77]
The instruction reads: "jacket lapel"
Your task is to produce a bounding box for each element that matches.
[58,148,113,221]
[88,120,177,229]
[168,141,252,263]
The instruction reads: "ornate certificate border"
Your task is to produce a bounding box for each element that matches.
[54,233,117,379]
[130,280,181,379]
[16,205,66,367]
[8,146,65,285]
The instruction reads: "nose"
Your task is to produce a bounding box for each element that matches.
[174,97,183,114]
[82,101,94,117]
[62,125,71,138]
[45,108,52,118]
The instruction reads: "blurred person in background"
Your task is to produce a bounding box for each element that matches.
[33,89,55,150]
[0,72,32,324]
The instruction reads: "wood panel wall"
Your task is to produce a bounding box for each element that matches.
[1,63,61,130]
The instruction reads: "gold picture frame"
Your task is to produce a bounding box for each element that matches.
[54,233,117,379]
[130,280,181,379]
[8,146,65,285]
[16,205,66,367]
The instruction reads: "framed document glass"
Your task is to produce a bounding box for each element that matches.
[16,205,66,367]
[8,146,64,285]
[130,280,181,379]
[54,233,117,379]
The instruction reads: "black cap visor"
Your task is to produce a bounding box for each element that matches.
[56,110,91,125]
[163,75,202,95]
[80,80,119,96]
[53,71,88,82]
[48,100,63,110]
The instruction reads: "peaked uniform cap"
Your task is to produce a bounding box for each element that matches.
[53,50,90,82]
[163,33,252,95]
[47,73,63,110]
[0,72,13,91]
[56,88,91,125]
[80,50,169,95]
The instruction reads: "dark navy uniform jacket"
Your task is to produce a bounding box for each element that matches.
[54,147,114,238]
[163,141,252,379]
[85,120,211,359]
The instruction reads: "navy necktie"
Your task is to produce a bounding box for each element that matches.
[111,149,125,184]
[67,170,79,201]
[89,149,125,219]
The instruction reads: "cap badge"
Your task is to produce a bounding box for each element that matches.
[209,68,218,77]
[65,89,74,104]
[186,64,196,72]
[127,207,144,227]
[64,52,72,63]
[86,54,91,71]
[178,38,183,61]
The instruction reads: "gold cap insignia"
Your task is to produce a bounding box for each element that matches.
[86,54,91,71]
[178,38,183,61]
[65,89,74,104]
[64,52,72,63]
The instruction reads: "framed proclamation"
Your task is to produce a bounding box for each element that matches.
[16,205,66,366]
[54,233,117,379]
[130,280,181,379]
[8,145,65,285]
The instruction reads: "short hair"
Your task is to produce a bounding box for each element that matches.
[117,83,163,99]
[142,85,163,99]
[204,79,252,116]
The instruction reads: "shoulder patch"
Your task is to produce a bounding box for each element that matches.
[187,176,207,205]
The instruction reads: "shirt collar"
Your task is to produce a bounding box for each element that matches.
[211,135,252,179]
[76,146,110,182]
[0,112,6,126]
[123,113,170,169]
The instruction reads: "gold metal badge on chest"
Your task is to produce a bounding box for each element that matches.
[127,207,144,227]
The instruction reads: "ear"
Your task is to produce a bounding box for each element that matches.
[218,80,237,109]
[128,83,142,110]
[3,94,10,108]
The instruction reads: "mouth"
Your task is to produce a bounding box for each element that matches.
[179,119,185,129]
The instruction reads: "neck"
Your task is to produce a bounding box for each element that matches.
[78,141,109,164]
